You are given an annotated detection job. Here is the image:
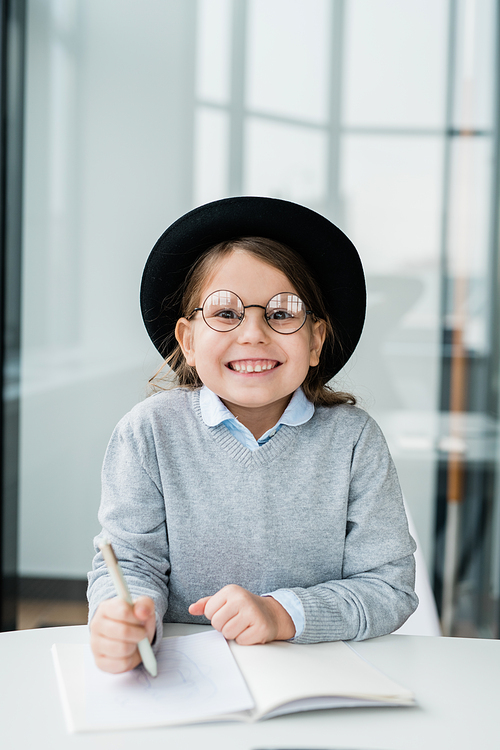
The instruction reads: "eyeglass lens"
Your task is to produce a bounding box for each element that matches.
[201,291,307,333]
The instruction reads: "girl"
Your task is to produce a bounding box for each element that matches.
[88,196,417,674]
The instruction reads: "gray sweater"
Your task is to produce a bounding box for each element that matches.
[88,388,417,644]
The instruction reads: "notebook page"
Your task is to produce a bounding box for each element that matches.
[228,638,414,720]
[53,630,254,732]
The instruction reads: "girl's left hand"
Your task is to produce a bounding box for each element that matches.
[188,584,295,644]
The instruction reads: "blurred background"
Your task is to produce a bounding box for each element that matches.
[1,0,499,638]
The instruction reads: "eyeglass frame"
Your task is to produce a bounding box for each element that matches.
[189,290,314,335]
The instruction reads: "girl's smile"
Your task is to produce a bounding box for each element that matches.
[227,358,280,373]
[175,250,325,438]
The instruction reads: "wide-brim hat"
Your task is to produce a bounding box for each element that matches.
[140,196,366,381]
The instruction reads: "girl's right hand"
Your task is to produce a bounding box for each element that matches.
[90,596,156,673]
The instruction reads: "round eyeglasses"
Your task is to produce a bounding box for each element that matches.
[190,290,313,334]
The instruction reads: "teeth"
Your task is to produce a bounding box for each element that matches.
[229,359,278,373]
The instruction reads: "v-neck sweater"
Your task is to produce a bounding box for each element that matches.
[88,388,417,645]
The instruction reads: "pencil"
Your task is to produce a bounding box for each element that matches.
[98,539,158,677]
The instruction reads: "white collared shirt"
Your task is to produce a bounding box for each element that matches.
[199,385,314,450]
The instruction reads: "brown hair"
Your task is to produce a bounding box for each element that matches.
[149,237,356,407]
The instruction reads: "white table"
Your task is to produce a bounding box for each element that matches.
[1,623,499,750]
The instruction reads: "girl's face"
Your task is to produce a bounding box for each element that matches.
[175,250,325,424]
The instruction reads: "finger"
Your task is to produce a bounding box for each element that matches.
[95,616,148,644]
[209,600,241,632]
[234,624,267,646]
[201,584,244,619]
[202,588,238,620]
[133,596,155,622]
[91,633,139,660]
[188,596,212,616]
[93,649,142,674]
[217,613,249,642]
[99,597,138,624]
[201,592,226,619]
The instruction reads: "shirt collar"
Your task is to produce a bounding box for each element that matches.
[199,385,314,429]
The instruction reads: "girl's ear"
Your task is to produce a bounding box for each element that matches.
[175,318,196,366]
[309,319,326,368]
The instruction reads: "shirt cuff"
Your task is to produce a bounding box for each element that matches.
[263,588,305,639]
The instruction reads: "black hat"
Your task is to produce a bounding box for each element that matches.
[140,196,366,380]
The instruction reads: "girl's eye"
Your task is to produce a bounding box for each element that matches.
[213,308,241,320]
[268,309,293,321]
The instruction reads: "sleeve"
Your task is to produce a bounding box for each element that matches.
[289,415,418,644]
[87,414,170,646]
[263,589,305,638]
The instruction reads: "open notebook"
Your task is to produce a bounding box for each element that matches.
[52,629,415,732]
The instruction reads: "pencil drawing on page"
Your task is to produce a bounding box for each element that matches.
[83,630,255,727]
[127,642,218,704]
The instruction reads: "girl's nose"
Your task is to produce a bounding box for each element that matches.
[235,307,270,343]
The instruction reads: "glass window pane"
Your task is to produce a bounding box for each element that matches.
[196,0,232,104]
[194,107,230,206]
[246,0,331,123]
[452,0,497,131]
[342,0,449,128]
[339,135,445,567]
[445,136,494,356]
[244,117,328,207]
[340,135,444,274]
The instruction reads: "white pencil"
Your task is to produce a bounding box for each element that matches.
[98,539,158,677]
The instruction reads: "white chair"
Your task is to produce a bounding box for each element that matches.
[393,502,441,636]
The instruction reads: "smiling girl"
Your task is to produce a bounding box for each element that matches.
[87,197,417,674]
